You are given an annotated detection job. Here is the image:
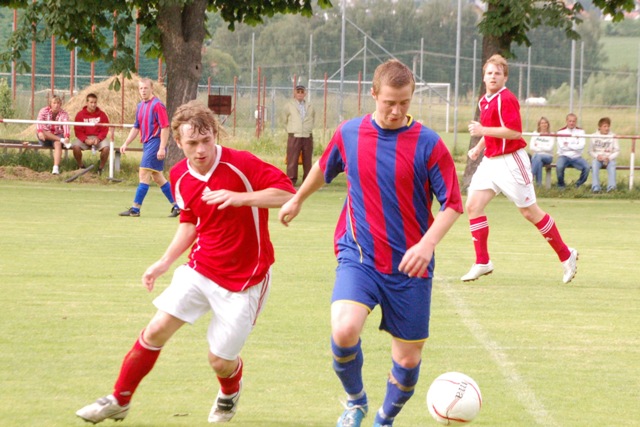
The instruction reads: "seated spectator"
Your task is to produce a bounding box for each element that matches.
[529,116,555,186]
[556,113,589,189]
[36,95,71,175]
[589,117,620,193]
[72,93,111,174]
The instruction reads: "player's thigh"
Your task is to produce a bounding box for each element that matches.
[153,265,213,325]
[207,271,271,360]
[378,276,432,342]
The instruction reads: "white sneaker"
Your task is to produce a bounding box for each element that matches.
[461,261,494,282]
[208,380,242,423]
[52,165,60,175]
[76,394,129,424]
[562,248,578,284]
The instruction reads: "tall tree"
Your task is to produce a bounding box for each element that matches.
[462,0,635,188]
[0,0,332,167]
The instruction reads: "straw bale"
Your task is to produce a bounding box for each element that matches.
[20,74,167,139]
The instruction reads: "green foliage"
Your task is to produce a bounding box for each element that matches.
[547,71,637,106]
[604,16,640,36]
[0,77,15,118]
[201,48,240,85]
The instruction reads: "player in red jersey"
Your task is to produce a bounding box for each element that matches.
[462,54,578,284]
[76,100,295,424]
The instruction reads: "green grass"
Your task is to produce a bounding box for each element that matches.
[1,180,639,426]
[602,36,640,70]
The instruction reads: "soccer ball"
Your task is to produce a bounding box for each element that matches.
[426,372,482,425]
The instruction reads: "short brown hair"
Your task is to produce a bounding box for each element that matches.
[86,93,98,102]
[483,54,509,77]
[598,117,611,127]
[171,100,226,143]
[372,59,415,95]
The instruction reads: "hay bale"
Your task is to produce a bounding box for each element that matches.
[20,74,167,139]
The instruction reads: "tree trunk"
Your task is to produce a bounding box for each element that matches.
[461,10,515,190]
[157,0,208,169]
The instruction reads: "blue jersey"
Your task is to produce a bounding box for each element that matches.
[319,114,462,278]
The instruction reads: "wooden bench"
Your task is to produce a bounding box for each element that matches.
[0,141,70,160]
[543,163,640,189]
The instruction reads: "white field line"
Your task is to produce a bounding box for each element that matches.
[438,279,560,427]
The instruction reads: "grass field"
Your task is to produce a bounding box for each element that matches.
[1,179,639,427]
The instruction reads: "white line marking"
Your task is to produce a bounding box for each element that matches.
[439,279,560,427]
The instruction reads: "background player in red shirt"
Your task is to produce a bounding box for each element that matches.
[279,60,463,427]
[463,54,578,284]
[76,100,295,424]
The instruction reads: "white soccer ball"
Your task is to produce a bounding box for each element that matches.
[426,372,482,425]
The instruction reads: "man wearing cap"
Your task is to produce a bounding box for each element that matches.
[283,85,315,186]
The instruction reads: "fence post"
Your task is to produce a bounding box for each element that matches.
[630,138,636,191]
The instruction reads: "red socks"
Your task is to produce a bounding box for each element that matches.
[535,214,571,261]
[469,216,490,264]
[113,332,162,406]
[217,358,243,395]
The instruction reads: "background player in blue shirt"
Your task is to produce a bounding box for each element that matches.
[279,60,463,427]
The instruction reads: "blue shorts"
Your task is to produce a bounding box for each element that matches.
[332,258,432,341]
[140,138,165,172]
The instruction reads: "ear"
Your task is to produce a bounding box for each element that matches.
[370,87,376,99]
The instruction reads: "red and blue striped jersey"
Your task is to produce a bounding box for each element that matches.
[134,96,169,143]
[319,114,463,278]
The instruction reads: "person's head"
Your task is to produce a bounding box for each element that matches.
[294,85,306,102]
[86,93,98,113]
[598,117,611,134]
[49,95,62,112]
[171,100,226,174]
[537,116,550,133]
[565,113,578,129]
[371,60,415,130]
[138,78,154,101]
[483,54,508,95]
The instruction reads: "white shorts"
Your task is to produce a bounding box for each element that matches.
[153,265,271,360]
[468,148,537,208]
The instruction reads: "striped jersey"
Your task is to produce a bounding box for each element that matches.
[36,106,70,137]
[478,87,527,157]
[170,145,295,292]
[134,96,169,143]
[319,114,463,278]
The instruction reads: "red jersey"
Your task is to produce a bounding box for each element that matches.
[74,106,110,141]
[170,146,295,292]
[478,87,527,157]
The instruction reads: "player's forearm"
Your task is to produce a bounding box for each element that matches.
[244,188,295,208]
[159,127,169,150]
[157,222,196,266]
[123,128,139,145]
[291,162,325,204]
[481,126,521,140]
[419,207,462,249]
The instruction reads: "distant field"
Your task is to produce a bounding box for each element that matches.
[601,36,640,70]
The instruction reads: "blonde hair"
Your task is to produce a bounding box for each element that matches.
[537,116,550,133]
[372,59,415,95]
[483,54,509,77]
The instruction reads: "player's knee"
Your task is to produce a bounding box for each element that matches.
[331,327,360,347]
[208,352,237,377]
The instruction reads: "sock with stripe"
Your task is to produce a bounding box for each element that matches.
[217,357,243,396]
[331,337,367,406]
[469,216,490,264]
[535,214,571,261]
[374,359,421,425]
[113,331,162,406]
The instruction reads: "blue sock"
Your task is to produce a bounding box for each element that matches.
[133,183,150,207]
[160,182,176,205]
[331,337,366,406]
[374,359,421,425]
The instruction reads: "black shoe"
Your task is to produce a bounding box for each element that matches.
[97,167,103,175]
[168,206,180,217]
[119,208,140,217]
